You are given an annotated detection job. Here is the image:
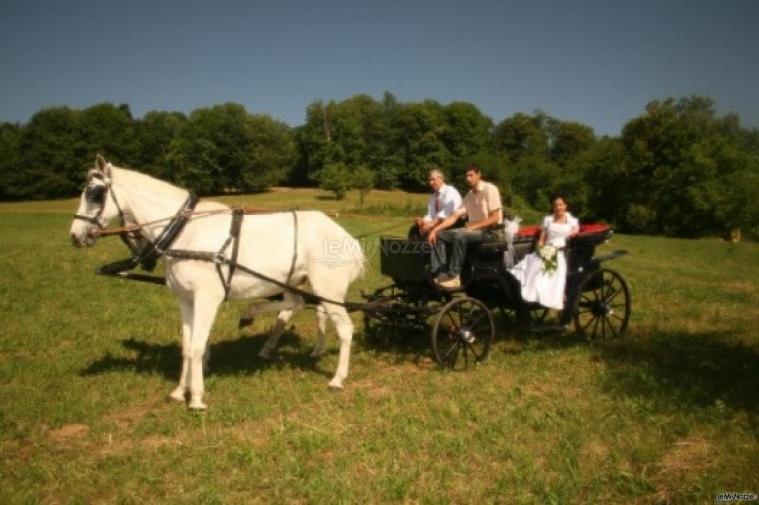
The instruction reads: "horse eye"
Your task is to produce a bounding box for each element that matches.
[85,185,106,204]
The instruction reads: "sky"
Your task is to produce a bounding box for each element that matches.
[1,0,757,136]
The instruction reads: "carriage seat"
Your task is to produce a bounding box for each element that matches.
[476,225,541,256]
[475,223,613,259]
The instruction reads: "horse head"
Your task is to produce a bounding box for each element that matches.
[70,154,123,248]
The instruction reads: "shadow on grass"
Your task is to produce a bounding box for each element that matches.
[358,325,433,366]
[357,310,587,366]
[80,330,333,380]
[595,330,759,414]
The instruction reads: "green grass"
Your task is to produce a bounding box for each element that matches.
[0,188,757,504]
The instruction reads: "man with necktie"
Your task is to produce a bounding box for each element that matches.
[410,168,463,240]
[428,165,503,290]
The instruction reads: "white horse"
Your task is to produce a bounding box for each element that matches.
[70,155,364,410]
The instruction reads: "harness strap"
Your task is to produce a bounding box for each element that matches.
[73,214,104,228]
[285,210,298,286]
[163,248,365,312]
[213,208,245,300]
[96,192,198,277]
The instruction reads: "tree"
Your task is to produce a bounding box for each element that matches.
[442,101,494,160]
[391,100,450,190]
[168,103,295,194]
[77,103,138,165]
[493,111,550,162]
[133,111,187,180]
[316,162,351,200]
[352,164,375,207]
[616,96,756,236]
[240,114,297,192]
[18,107,82,199]
[0,123,22,199]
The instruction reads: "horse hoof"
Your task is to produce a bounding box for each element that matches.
[258,350,272,360]
[328,380,344,392]
[168,389,186,403]
[189,400,207,411]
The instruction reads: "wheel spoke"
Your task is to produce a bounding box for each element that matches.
[442,338,459,360]
[580,314,596,333]
[599,276,608,301]
[604,315,619,339]
[591,316,600,338]
[445,311,458,330]
[467,341,482,361]
[443,341,459,367]
[605,285,622,304]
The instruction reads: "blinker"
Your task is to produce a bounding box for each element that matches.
[85,184,107,204]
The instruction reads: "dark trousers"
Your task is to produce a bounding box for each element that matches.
[430,228,493,277]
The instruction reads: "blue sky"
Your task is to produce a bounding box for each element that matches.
[1,0,757,135]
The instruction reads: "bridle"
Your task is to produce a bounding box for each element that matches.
[73,172,128,231]
[73,171,167,271]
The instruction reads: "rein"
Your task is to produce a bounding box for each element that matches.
[86,207,278,238]
[92,202,411,312]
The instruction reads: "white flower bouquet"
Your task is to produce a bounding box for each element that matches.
[538,244,558,274]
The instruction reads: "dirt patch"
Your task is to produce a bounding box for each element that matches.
[106,395,173,428]
[723,281,756,296]
[650,435,714,504]
[49,423,89,441]
[141,435,183,451]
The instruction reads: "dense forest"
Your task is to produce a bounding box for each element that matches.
[1,93,757,238]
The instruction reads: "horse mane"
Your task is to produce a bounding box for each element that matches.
[111,165,189,201]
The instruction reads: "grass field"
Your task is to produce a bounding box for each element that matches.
[0,188,757,504]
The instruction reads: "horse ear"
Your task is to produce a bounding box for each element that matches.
[95,154,106,172]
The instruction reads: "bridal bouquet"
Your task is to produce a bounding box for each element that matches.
[538,244,558,274]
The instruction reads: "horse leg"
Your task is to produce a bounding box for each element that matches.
[258,293,304,359]
[310,304,328,358]
[238,303,257,329]
[169,298,193,402]
[325,304,354,390]
[188,292,223,410]
[258,309,292,359]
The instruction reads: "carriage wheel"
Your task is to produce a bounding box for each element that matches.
[573,268,631,341]
[432,297,494,370]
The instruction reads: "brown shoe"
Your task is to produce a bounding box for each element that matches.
[437,276,461,290]
[434,273,452,284]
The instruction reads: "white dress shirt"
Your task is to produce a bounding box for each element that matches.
[423,183,463,223]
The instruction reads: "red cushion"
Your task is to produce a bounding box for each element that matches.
[515,222,610,238]
[515,225,542,238]
[577,223,611,236]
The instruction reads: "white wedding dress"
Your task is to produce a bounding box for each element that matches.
[509,213,579,310]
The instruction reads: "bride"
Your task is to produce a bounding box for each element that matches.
[509,195,579,310]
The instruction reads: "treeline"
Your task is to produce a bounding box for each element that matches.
[0,93,757,237]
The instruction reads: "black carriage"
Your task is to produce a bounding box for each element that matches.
[362,223,631,370]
